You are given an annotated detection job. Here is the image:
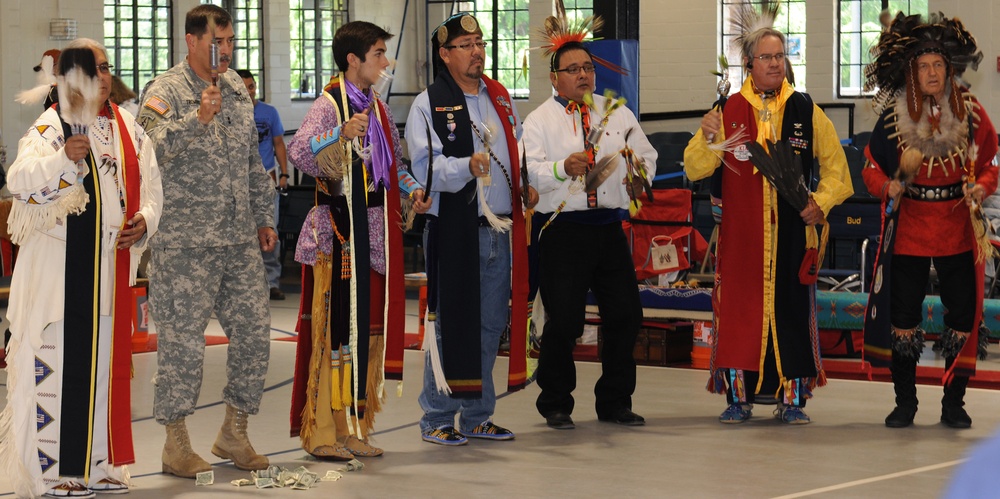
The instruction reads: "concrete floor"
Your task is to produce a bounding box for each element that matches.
[3,288,1000,498]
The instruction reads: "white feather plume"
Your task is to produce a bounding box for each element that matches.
[14,55,57,105]
[57,66,103,127]
[422,320,451,394]
[709,127,750,175]
[478,178,513,232]
[731,1,781,57]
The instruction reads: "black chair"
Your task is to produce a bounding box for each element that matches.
[402,213,426,273]
[278,185,315,265]
[852,131,872,150]
[842,144,871,199]
[646,131,698,190]
[648,143,687,189]
[821,197,882,292]
[647,130,694,146]
[817,146,877,291]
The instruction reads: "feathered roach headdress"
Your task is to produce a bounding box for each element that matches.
[538,0,624,74]
[730,1,782,63]
[864,11,982,120]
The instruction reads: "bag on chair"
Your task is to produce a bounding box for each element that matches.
[627,189,693,281]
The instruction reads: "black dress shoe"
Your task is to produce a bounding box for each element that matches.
[598,408,645,426]
[544,412,575,429]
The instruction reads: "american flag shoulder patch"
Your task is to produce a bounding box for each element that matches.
[144,96,170,116]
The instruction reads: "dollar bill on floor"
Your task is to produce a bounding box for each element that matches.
[339,459,364,472]
[292,471,318,490]
[320,470,343,482]
[195,471,214,486]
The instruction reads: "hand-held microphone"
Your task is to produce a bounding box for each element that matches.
[210,41,219,86]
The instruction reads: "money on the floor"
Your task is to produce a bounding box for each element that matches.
[278,470,296,487]
[195,471,214,486]
[292,471,318,490]
[292,466,309,476]
[254,477,276,489]
[267,465,282,478]
[230,479,253,487]
[339,459,364,472]
[320,470,343,482]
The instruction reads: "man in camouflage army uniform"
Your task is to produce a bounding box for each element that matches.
[137,4,277,478]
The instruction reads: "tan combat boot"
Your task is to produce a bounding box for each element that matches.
[162,418,212,478]
[211,404,269,470]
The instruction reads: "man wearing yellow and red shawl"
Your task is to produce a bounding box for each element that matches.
[1,40,162,497]
[288,21,428,460]
[684,12,852,425]
[405,13,532,446]
[861,12,998,429]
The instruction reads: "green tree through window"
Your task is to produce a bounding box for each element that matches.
[562,0,595,43]
[289,0,349,99]
[457,0,530,98]
[838,0,927,97]
[202,0,265,95]
[103,0,173,95]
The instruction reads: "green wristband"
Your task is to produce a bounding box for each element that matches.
[553,162,566,182]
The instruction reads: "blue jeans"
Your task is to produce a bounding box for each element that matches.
[418,225,511,433]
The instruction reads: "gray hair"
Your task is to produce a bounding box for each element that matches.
[66,37,109,59]
[740,28,785,63]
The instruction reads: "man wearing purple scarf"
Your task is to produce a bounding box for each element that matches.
[287,21,429,460]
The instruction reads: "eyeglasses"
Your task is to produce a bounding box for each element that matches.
[751,53,785,64]
[553,64,596,75]
[444,41,487,51]
[97,63,114,74]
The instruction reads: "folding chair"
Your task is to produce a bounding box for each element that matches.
[626,189,695,283]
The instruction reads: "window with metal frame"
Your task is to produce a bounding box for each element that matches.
[202,0,265,95]
[289,0,349,100]
[456,0,531,99]
[563,0,595,30]
[103,0,173,94]
[720,0,806,92]
[838,0,927,97]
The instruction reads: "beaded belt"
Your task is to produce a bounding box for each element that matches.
[904,182,963,201]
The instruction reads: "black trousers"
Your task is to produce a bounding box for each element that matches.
[890,252,975,332]
[534,220,642,417]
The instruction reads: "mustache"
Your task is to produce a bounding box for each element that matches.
[220,54,231,63]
